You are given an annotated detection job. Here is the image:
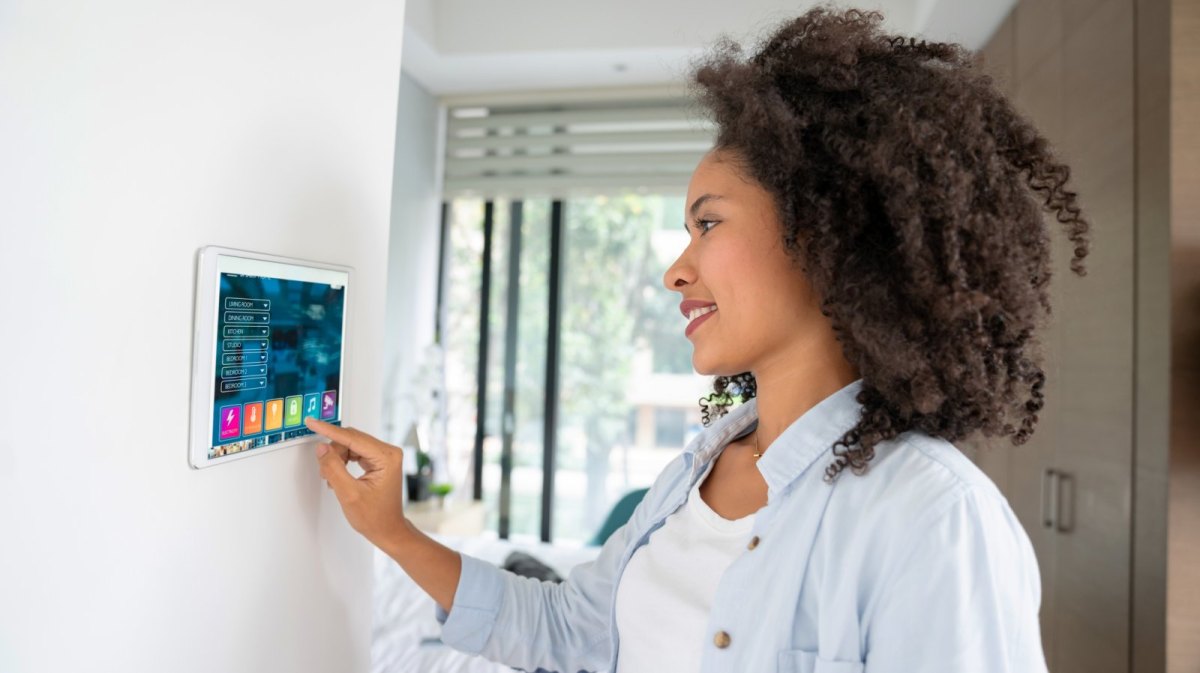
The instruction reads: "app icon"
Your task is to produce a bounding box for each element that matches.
[321,390,337,420]
[303,393,320,422]
[243,402,263,435]
[284,395,303,427]
[219,404,241,440]
[264,398,283,431]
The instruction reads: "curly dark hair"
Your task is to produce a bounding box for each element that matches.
[690,6,1091,482]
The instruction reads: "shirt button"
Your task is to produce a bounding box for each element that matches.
[747,535,760,550]
[713,631,731,649]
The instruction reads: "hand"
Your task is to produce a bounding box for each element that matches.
[305,417,410,546]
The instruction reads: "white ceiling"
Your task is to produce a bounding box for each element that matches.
[403,0,1018,96]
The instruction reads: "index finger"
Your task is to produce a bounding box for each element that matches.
[305,418,380,455]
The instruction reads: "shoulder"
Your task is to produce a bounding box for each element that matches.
[803,433,1041,636]
[813,431,1033,590]
[831,435,1047,667]
[826,430,1007,527]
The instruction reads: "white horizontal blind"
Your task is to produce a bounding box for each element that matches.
[442,91,715,200]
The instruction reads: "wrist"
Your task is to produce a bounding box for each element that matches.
[376,518,418,558]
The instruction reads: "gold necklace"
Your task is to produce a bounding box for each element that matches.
[752,429,762,458]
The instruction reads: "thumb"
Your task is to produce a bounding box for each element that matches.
[317,442,358,496]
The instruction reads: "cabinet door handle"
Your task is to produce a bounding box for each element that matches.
[1042,468,1059,529]
[1055,471,1073,533]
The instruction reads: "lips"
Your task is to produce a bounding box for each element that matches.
[680,299,718,337]
[679,299,717,318]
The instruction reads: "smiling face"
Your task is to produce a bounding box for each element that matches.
[663,149,826,377]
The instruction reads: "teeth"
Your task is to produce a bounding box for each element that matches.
[687,305,717,321]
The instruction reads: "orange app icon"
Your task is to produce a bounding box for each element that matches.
[264,398,283,431]
[243,402,264,435]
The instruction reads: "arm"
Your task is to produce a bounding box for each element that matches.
[306,416,670,673]
[306,418,462,614]
[862,488,1048,673]
[376,520,461,614]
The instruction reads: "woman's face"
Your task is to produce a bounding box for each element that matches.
[663,149,823,376]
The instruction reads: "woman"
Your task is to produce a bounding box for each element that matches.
[307,7,1090,672]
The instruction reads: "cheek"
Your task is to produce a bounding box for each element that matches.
[697,235,813,328]
[731,256,814,328]
[700,241,754,297]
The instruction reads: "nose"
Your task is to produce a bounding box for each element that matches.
[662,245,695,293]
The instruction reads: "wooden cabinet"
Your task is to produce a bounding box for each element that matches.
[967,0,1169,669]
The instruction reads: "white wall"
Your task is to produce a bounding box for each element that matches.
[0,1,406,671]
[379,72,444,465]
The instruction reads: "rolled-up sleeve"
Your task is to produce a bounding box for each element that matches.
[431,455,684,673]
[434,552,508,653]
[432,516,639,673]
[863,487,1048,673]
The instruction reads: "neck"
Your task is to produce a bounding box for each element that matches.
[750,336,859,456]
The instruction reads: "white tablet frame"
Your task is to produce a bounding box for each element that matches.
[188,245,352,469]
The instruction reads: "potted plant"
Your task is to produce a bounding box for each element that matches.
[406,448,433,502]
[429,482,453,508]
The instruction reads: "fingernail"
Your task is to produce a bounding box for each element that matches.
[316,444,329,457]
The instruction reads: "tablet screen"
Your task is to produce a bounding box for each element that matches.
[208,255,347,459]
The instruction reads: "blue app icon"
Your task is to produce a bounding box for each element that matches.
[302,393,321,422]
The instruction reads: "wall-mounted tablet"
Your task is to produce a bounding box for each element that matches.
[189,246,351,469]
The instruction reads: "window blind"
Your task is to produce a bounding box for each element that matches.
[441,88,716,199]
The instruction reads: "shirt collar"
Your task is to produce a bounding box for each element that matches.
[688,377,865,500]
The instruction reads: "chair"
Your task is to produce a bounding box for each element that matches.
[588,487,650,546]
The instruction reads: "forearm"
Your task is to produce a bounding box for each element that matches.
[377,519,462,615]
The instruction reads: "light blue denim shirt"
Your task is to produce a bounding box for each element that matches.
[434,378,1048,673]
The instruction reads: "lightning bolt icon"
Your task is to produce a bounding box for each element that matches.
[226,410,235,425]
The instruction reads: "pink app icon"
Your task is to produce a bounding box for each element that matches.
[321,390,337,420]
[219,404,241,440]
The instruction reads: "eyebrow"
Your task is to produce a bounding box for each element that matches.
[683,194,724,231]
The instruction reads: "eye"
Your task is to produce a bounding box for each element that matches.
[694,219,720,235]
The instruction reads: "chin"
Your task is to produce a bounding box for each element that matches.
[690,352,741,378]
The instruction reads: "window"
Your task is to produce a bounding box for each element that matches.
[654,408,688,449]
[437,92,716,544]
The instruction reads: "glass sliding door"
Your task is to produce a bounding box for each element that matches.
[442,193,710,544]
[442,199,485,509]
[552,194,712,545]
[502,200,550,541]
[475,199,551,540]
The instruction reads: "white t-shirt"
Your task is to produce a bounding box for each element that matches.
[613,455,759,673]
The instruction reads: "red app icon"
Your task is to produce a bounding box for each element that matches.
[243,402,264,435]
